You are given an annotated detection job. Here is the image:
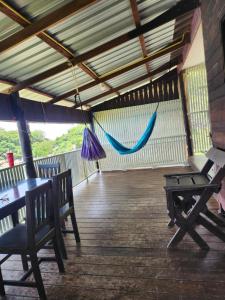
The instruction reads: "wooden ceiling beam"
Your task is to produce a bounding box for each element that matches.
[0,93,90,123]
[7,0,199,94]
[49,33,188,104]
[74,57,181,108]
[0,0,98,54]
[129,0,151,74]
[0,0,117,97]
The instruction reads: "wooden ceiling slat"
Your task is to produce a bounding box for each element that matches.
[7,0,199,94]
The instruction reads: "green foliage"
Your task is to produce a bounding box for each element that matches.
[32,140,54,158]
[0,128,21,159]
[53,125,84,154]
[31,130,46,143]
[0,125,85,162]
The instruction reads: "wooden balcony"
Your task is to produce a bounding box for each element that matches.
[1,167,224,299]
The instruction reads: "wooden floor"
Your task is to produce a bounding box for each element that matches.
[3,167,225,299]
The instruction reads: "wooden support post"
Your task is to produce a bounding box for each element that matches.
[10,93,36,178]
[179,71,193,156]
[90,112,100,172]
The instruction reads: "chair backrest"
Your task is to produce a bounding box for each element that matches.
[202,147,225,184]
[52,169,73,210]
[38,163,60,178]
[25,181,54,247]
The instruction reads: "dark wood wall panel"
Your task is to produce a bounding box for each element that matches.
[92,70,179,112]
[201,0,225,149]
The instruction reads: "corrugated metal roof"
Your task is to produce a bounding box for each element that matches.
[0,36,66,82]
[0,0,194,109]
[49,0,134,55]
[107,65,147,87]
[138,0,179,24]
[87,38,143,76]
[0,11,22,40]
[6,0,73,20]
[33,66,93,97]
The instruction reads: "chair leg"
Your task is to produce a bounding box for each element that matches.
[167,227,186,249]
[56,225,67,259]
[53,237,65,273]
[188,228,210,250]
[30,253,46,300]
[0,267,5,297]
[70,210,80,243]
[167,220,175,228]
[21,254,29,271]
[61,219,66,236]
[198,214,225,242]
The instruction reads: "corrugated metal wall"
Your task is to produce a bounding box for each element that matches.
[94,99,187,171]
[184,64,211,154]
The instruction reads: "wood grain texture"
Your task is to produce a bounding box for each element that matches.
[2,168,225,299]
[201,0,225,149]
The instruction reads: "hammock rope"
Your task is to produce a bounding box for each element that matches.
[93,102,159,155]
[71,63,159,158]
[70,64,106,161]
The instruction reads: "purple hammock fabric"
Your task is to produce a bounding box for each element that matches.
[81,127,106,161]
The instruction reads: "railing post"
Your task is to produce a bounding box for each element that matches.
[179,71,193,157]
[10,92,36,178]
[90,112,100,172]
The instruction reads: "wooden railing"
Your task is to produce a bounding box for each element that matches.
[0,149,97,234]
[0,149,97,190]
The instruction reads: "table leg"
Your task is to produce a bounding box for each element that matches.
[11,212,19,226]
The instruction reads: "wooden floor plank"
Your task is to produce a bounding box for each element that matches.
[2,167,225,299]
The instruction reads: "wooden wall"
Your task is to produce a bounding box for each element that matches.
[201,1,225,149]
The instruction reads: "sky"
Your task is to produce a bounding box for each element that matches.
[0,121,76,140]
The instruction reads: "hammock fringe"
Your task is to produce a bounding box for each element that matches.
[81,127,106,161]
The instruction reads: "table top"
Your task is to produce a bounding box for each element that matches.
[0,178,49,218]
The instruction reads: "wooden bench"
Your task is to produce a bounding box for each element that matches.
[164,147,225,250]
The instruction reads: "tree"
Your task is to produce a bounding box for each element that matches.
[0,124,85,166]
[53,125,84,154]
[32,140,54,158]
[31,130,46,143]
[0,128,21,158]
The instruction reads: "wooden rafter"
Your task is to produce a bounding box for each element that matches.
[75,57,181,108]
[0,0,98,54]
[0,0,117,97]
[0,78,62,104]
[129,0,151,74]
[50,34,188,104]
[6,0,199,94]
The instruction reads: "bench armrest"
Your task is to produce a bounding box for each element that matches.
[164,171,201,178]
[164,183,219,192]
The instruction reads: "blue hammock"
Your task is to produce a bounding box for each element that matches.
[94,108,158,155]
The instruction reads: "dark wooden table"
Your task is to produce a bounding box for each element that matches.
[0,178,48,222]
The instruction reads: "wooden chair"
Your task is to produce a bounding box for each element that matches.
[52,169,80,259]
[38,163,61,178]
[164,147,225,250]
[0,181,64,299]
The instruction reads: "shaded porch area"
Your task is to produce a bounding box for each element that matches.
[2,168,225,299]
